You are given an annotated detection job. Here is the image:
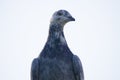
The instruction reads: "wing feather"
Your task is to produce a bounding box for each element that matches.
[73,55,84,80]
[31,58,40,80]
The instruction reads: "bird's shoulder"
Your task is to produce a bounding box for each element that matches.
[72,55,84,80]
[31,58,40,73]
[32,58,40,67]
[31,58,40,80]
[73,55,82,69]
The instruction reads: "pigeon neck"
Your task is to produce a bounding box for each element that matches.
[46,23,67,47]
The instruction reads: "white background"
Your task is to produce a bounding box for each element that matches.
[0,0,120,80]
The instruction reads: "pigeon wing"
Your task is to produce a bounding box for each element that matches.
[31,58,40,80]
[73,55,84,80]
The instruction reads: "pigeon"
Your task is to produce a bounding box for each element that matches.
[31,10,84,80]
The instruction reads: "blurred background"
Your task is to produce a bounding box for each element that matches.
[0,0,120,80]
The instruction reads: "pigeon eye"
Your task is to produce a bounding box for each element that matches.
[57,12,63,16]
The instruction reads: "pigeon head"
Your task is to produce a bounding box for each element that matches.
[50,10,75,26]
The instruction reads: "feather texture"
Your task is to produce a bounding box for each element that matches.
[31,10,84,80]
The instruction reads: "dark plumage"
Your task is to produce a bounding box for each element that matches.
[31,10,84,80]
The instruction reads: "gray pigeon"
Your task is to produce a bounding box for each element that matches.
[31,10,84,80]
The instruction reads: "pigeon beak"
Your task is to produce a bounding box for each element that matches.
[68,16,75,21]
